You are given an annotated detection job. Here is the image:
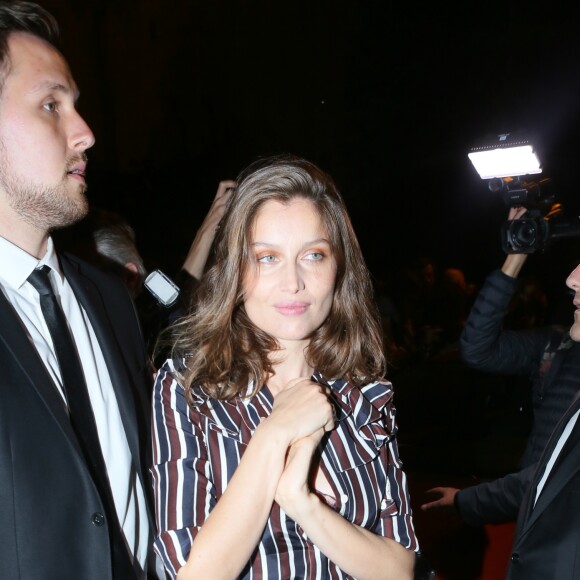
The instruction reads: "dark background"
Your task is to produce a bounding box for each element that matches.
[43,0,580,312]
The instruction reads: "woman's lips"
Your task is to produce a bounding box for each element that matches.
[274,302,309,316]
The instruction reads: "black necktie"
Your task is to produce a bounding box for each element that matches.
[28,265,137,579]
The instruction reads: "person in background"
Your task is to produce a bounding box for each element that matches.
[421,207,580,575]
[144,179,235,365]
[177,179,235,291]
[425,260,580,579]
[56,207,148,297]
[151,154,419,579]
[0,2,158,577]
[55,180,235,363]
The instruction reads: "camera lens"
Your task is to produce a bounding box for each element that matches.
[512,221,537,247]
[501,218,543,254]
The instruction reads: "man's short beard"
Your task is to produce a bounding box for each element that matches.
[0,160,88,232]
[0,133,90,231]
[4,180,89,232]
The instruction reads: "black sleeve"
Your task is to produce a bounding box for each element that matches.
[454,465,535,526]
[136,269,199,366]
[460,269,555,375]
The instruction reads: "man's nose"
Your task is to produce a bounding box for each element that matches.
[68,110,95,152]
[565,265,580,291]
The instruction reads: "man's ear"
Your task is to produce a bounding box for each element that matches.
[123,262,142,298]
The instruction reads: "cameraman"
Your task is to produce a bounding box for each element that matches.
[421,205,580,521]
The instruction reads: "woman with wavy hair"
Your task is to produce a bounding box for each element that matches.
[151,155,419,579]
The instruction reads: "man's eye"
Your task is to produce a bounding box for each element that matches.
[43,102,57,113]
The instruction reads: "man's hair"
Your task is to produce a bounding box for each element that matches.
[91,209,148,285]
[55,207,147,290]
[0,1,59,88]
[168,154,386,401]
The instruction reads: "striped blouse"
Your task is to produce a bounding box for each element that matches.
[151,358,419,579]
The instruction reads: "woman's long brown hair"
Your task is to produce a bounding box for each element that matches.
[167,155,386,401]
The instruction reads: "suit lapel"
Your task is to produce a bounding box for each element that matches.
[519,390,580,534]
[0,291,84,456]
[528,422,580,526]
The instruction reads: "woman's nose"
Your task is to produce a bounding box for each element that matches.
[281,262,305,293]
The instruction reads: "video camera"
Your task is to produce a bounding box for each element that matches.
[493,176,580,254]
[469,134,580,254]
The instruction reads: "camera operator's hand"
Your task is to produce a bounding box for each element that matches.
[508,206,528,221]
[501,206,529,278]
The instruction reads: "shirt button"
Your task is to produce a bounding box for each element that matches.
[91,512,105,526]
[341,494,348,503]
[381,498,388,509]
[511,553,520,564]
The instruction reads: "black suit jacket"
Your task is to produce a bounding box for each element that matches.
[506,390,580,579]
[0,253,154,579]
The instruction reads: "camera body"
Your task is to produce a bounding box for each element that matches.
[500,213,580,254]
[498,177,580,254]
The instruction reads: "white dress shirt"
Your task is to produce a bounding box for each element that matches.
[0,235,149,573]
[534,408,580,506]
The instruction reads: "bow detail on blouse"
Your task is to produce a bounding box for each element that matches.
[313,373,396,470]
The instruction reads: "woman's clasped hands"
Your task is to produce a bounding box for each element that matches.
[268,377,336,521]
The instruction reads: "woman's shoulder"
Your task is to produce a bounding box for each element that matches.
[156,357,186,383]
[155,357,205,402]
[155,356,246,408]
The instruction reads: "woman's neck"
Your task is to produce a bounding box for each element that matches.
[266,342,313,396]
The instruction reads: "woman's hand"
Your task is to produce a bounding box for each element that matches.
[267,378,335,446]
[274,429,325,520]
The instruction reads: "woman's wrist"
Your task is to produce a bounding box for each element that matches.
[253,416,293,452]
[280,485,321,524]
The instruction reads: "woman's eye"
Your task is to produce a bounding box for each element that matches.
[306,252,324,261]
[258,254,277,263]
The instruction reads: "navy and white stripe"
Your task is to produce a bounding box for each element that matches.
[151,359,419,578]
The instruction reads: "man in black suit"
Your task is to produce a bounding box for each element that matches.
[0,2,156,578]
[505,398,580,578]
[503,264,580,579]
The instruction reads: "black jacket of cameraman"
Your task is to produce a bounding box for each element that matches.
[460,268,576,467]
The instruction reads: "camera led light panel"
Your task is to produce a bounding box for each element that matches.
[468,143,542,180]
